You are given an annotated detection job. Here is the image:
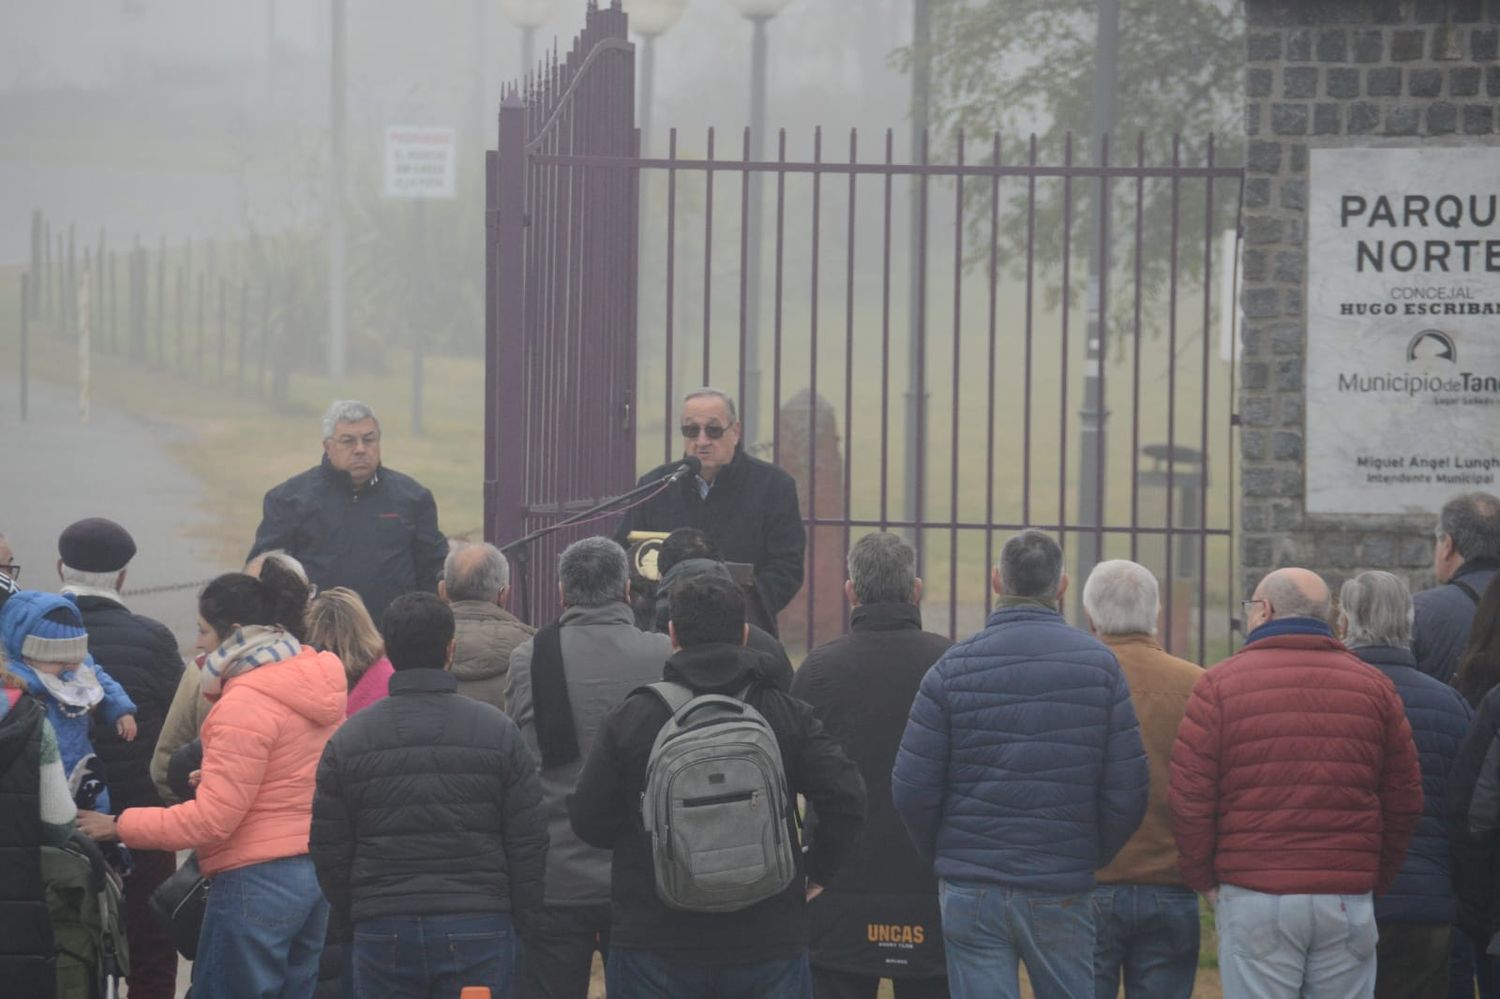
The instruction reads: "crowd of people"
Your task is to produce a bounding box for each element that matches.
[3,396,1500,999]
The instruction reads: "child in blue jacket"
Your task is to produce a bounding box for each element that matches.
[0,589,137,815]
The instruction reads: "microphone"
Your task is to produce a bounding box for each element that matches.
[664,455,703,483]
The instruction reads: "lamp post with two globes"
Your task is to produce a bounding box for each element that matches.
[725,0,794,446]
[498,0,557,73]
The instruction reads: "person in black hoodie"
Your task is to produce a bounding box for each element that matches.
[310,592,547,999]
[614,388,806,630]
[247,400,448,623]
[56,518,182,999]
[791,532,951,999]
[569,574,866,998]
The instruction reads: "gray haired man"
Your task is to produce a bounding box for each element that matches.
[791,532,951,998]
[1081,560,1202,999]
[1339,571,1472,998]
[1413,492,1500,683]
[440,542,536,712]
[248,399,448,621]
[506,536,673,998]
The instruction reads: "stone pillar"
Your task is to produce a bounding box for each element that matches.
[1240,0,1498,599]
[775,389,848,659]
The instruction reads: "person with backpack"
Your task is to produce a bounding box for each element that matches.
[569,573,866,998]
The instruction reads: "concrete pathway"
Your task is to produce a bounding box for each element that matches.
[2,376,232,651]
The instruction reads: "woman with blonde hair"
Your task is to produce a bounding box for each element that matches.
[305,588,393,718]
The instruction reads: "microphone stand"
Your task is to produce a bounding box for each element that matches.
[498,462,697,623]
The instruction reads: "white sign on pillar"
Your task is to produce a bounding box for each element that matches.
[384,126,457,199]
[1306,146,1500,515]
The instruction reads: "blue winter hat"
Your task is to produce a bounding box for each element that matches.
[20,607,89,665]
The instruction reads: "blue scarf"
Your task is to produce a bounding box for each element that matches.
[1246,616,1335,644]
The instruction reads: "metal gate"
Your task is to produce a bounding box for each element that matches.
[486,1,1246,662]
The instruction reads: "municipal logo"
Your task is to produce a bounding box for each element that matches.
[1407,329,1457,363]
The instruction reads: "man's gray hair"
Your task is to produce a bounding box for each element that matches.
[59,565,123,591]
[1259,571,1333,620]
[847,532,917,605]
[683,387,738,424]
[445,542,510,602]
[998,530,1064,598]
[1082,560,1160,636]
[245,549,310,584]
[558,537,630,608]
[322,400,380,440]
[1438,492,1500,562]
[1339,571,1414,649]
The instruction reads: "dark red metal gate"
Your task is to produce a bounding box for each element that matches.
[487,1,1246,662]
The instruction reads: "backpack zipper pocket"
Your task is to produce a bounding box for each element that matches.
[680,790,757,808]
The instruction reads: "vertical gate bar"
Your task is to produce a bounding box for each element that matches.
[805,127,823,654]
[914,128,929,570]
[664,129,679,465]
[156,237,166,367]
[217,276,226,382]
[492,97,529,555]
[880,130,895,530]
[1023,135,1037,527]
[1198,135,1216,664]
[703,127,716,385]
[623,117,642,494]
[238,280,248,391]
[1094,135,1111,562]
[948,132,965,638]
[1130,134,1145,563]
[195,271,204,377]
[739,129,751,418]
[985,134,1001,619]
[1229,216,1243,640]
[175,263,184,373]
[1164,135,1182,650]
[1059,134,1073,545]
[841,128,858,633]
[772,129,787,466]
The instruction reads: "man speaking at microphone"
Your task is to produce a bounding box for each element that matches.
[615,388,806,631]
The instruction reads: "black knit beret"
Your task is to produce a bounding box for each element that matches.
[58,518,137,573]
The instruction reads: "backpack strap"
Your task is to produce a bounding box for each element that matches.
[530,622,581,769]
[1452,579,1483,606]
[642,681,695,718]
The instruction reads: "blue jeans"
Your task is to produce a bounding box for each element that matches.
[353,912,514,999]
[937,879,1094,999]
[606,947,812,998]
[1090,885,1199,999]
[193,855,329,999]
[1216,885,1376,998]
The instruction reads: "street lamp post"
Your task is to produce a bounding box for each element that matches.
[622,0,689,154]
[498,0,556,75]
[726,0,795,448]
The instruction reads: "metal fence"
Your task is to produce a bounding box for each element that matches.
[486,1,1246,661]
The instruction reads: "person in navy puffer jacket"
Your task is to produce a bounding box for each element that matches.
[892,530,1149,999]
[1339,571,1472,999]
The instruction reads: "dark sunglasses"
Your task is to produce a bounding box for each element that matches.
[680,423,729,440]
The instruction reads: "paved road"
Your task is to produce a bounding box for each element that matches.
[2,376,232,651]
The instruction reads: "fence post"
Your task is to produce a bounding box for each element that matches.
[29,211,41,318]
[175,264,185,373]
[54,232,64,325]
[488,98,530,547]
[217,276,227,382]
[156,237,167,368]
[196,272,205,378]
[78,255,91,424]
[67,224,76,335]
[237,281,248,391]
[19,274,28,422]
[95,229,105,355]
[43,219,51,320]
[107,251,117,354]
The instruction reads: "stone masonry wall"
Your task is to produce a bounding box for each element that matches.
[1240,0,1500,600]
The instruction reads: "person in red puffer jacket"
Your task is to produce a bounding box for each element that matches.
[1169,567,1423,999]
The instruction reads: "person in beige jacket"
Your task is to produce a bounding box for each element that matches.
[1082,560,1204,999]
[439,542,535,713]
[150,550,309,803]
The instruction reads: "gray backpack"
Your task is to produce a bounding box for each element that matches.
[639,681,798,912]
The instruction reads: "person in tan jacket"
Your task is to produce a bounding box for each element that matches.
[1082,560,1204,999]
[439,542,535,713]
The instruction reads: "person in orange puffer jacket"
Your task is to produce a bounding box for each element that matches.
[78,562,346,999]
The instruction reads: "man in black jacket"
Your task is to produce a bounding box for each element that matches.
[791,532,951,999]
[615,388,806,630]
[56,517,182,999]
[569,574,866,998]
[310,592,547,999]
[248,400,448,622]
